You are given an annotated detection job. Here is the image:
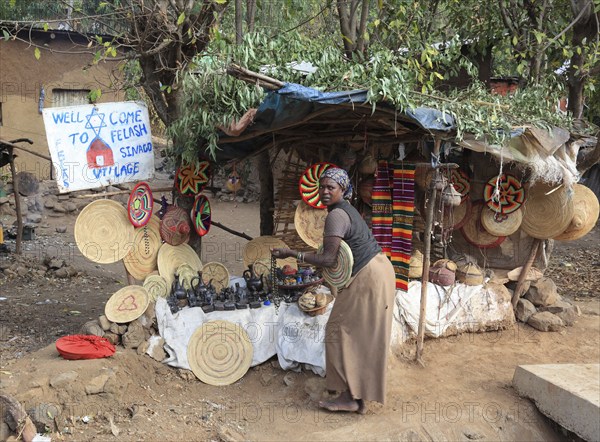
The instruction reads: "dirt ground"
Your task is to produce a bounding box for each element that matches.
[0,191,599,442]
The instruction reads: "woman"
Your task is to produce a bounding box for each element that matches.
[272,168,396,414]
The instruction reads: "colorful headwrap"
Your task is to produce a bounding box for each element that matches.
[320,168,353,200]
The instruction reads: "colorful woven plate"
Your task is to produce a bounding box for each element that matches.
[294,200,327,249]
[176,161,211,195]
[460,201,506,249]
[450,169,470,202]
[128,182,154,227]
[105,285,150,324]
[318,240,354,289]
[242,236,297,270]
[191,194,212,237]
[483,173,525,214]
[200,262,230,293]
[299,162,337,209]
[187,320,253,386]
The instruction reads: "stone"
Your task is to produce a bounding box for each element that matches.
[50,371,79,388]
[0,197,8,205]
[28,403,61,433]
[0,204,16,216]
[103,332,120,345]
[80,320,104,337]
[26,213,42,224]
[98,315,112,331]
[146,336,166,362]
[283,372,297,387]
[556,308,578,326]
[540,299,576,314]
[15,266,28,277]
[63,202,77,213]
[512,364,600,442]
[43,198,57,209]
[137,340,150,355]
[515,298,536,323]
[85,373,110,394]
[217,426,246,442]
[527,311,564,332]
[524,277,558,307]
[304,377,326,401]
[55,226,67,233]
[399,429,426,442]
[0,422,10,441]
[109,322,127,335]
[52,203,66,213]
[54,267,69,278]
[260,372,277,386]
[122,320,145,349]
[46,258,64,269]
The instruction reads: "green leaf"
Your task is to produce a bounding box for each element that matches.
[512,36,518,46]
[2,30,10,40]
[177,12,185,26]
[43,23,49,32]
[213,0,227,4]
[34,47,41,60]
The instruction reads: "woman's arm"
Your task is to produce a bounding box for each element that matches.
[271,235,341,268]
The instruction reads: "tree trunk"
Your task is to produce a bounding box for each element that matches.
[235,0,244,44]
[246,0,256,33]
[258,150,274,236]
[567,0,596,119]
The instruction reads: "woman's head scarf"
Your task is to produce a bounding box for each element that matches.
[320,168,353,200]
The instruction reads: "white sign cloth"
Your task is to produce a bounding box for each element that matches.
[42,101,154,193]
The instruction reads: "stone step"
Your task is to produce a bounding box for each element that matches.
[513,364,600,441]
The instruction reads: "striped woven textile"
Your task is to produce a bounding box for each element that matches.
[390,163,416,291]
[371,160,393,259]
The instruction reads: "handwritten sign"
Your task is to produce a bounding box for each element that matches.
[42,101,154,193]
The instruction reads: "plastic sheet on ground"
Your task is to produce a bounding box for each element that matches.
[393,281,514,341]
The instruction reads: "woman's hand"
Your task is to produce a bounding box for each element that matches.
[271,248,293,259]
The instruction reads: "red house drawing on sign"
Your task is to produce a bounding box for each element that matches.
[86,137,114,169]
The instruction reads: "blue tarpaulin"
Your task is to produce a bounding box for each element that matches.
[215,83,455,161]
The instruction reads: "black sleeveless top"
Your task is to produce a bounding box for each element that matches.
[328,200,381,275]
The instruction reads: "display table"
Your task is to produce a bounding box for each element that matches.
[155,289,332,376]
[155,279,514,377]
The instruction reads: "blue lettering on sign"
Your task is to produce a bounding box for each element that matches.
[108,109,143,125]
[110,123,148,144]
[51,111,84,124]
[91,162,140,180]
[119,142,153,158]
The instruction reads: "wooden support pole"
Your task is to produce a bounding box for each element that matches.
[7,148,23,255]
[415,138,442,365]
[511,239,541,309]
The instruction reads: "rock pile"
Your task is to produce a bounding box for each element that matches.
[80,303,166,362]
[0,254,79,279]
[510,276,580,331]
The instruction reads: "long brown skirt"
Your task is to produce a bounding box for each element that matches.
[324,252,396,404]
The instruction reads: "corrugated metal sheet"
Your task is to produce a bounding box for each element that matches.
[52,89,90,107]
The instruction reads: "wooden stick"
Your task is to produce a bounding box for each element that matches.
[7,148,23,255]
[73,187,174,199]
[211,220,253,241]
[416,138,442,365]
[511,239,541,309]
[226,64,285,89]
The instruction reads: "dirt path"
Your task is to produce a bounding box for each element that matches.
[0,199,599,441]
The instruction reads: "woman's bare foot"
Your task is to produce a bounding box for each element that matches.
[318,391,364,413]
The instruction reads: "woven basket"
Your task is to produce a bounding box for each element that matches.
[429,259,457,286]
[456,263,484,286]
